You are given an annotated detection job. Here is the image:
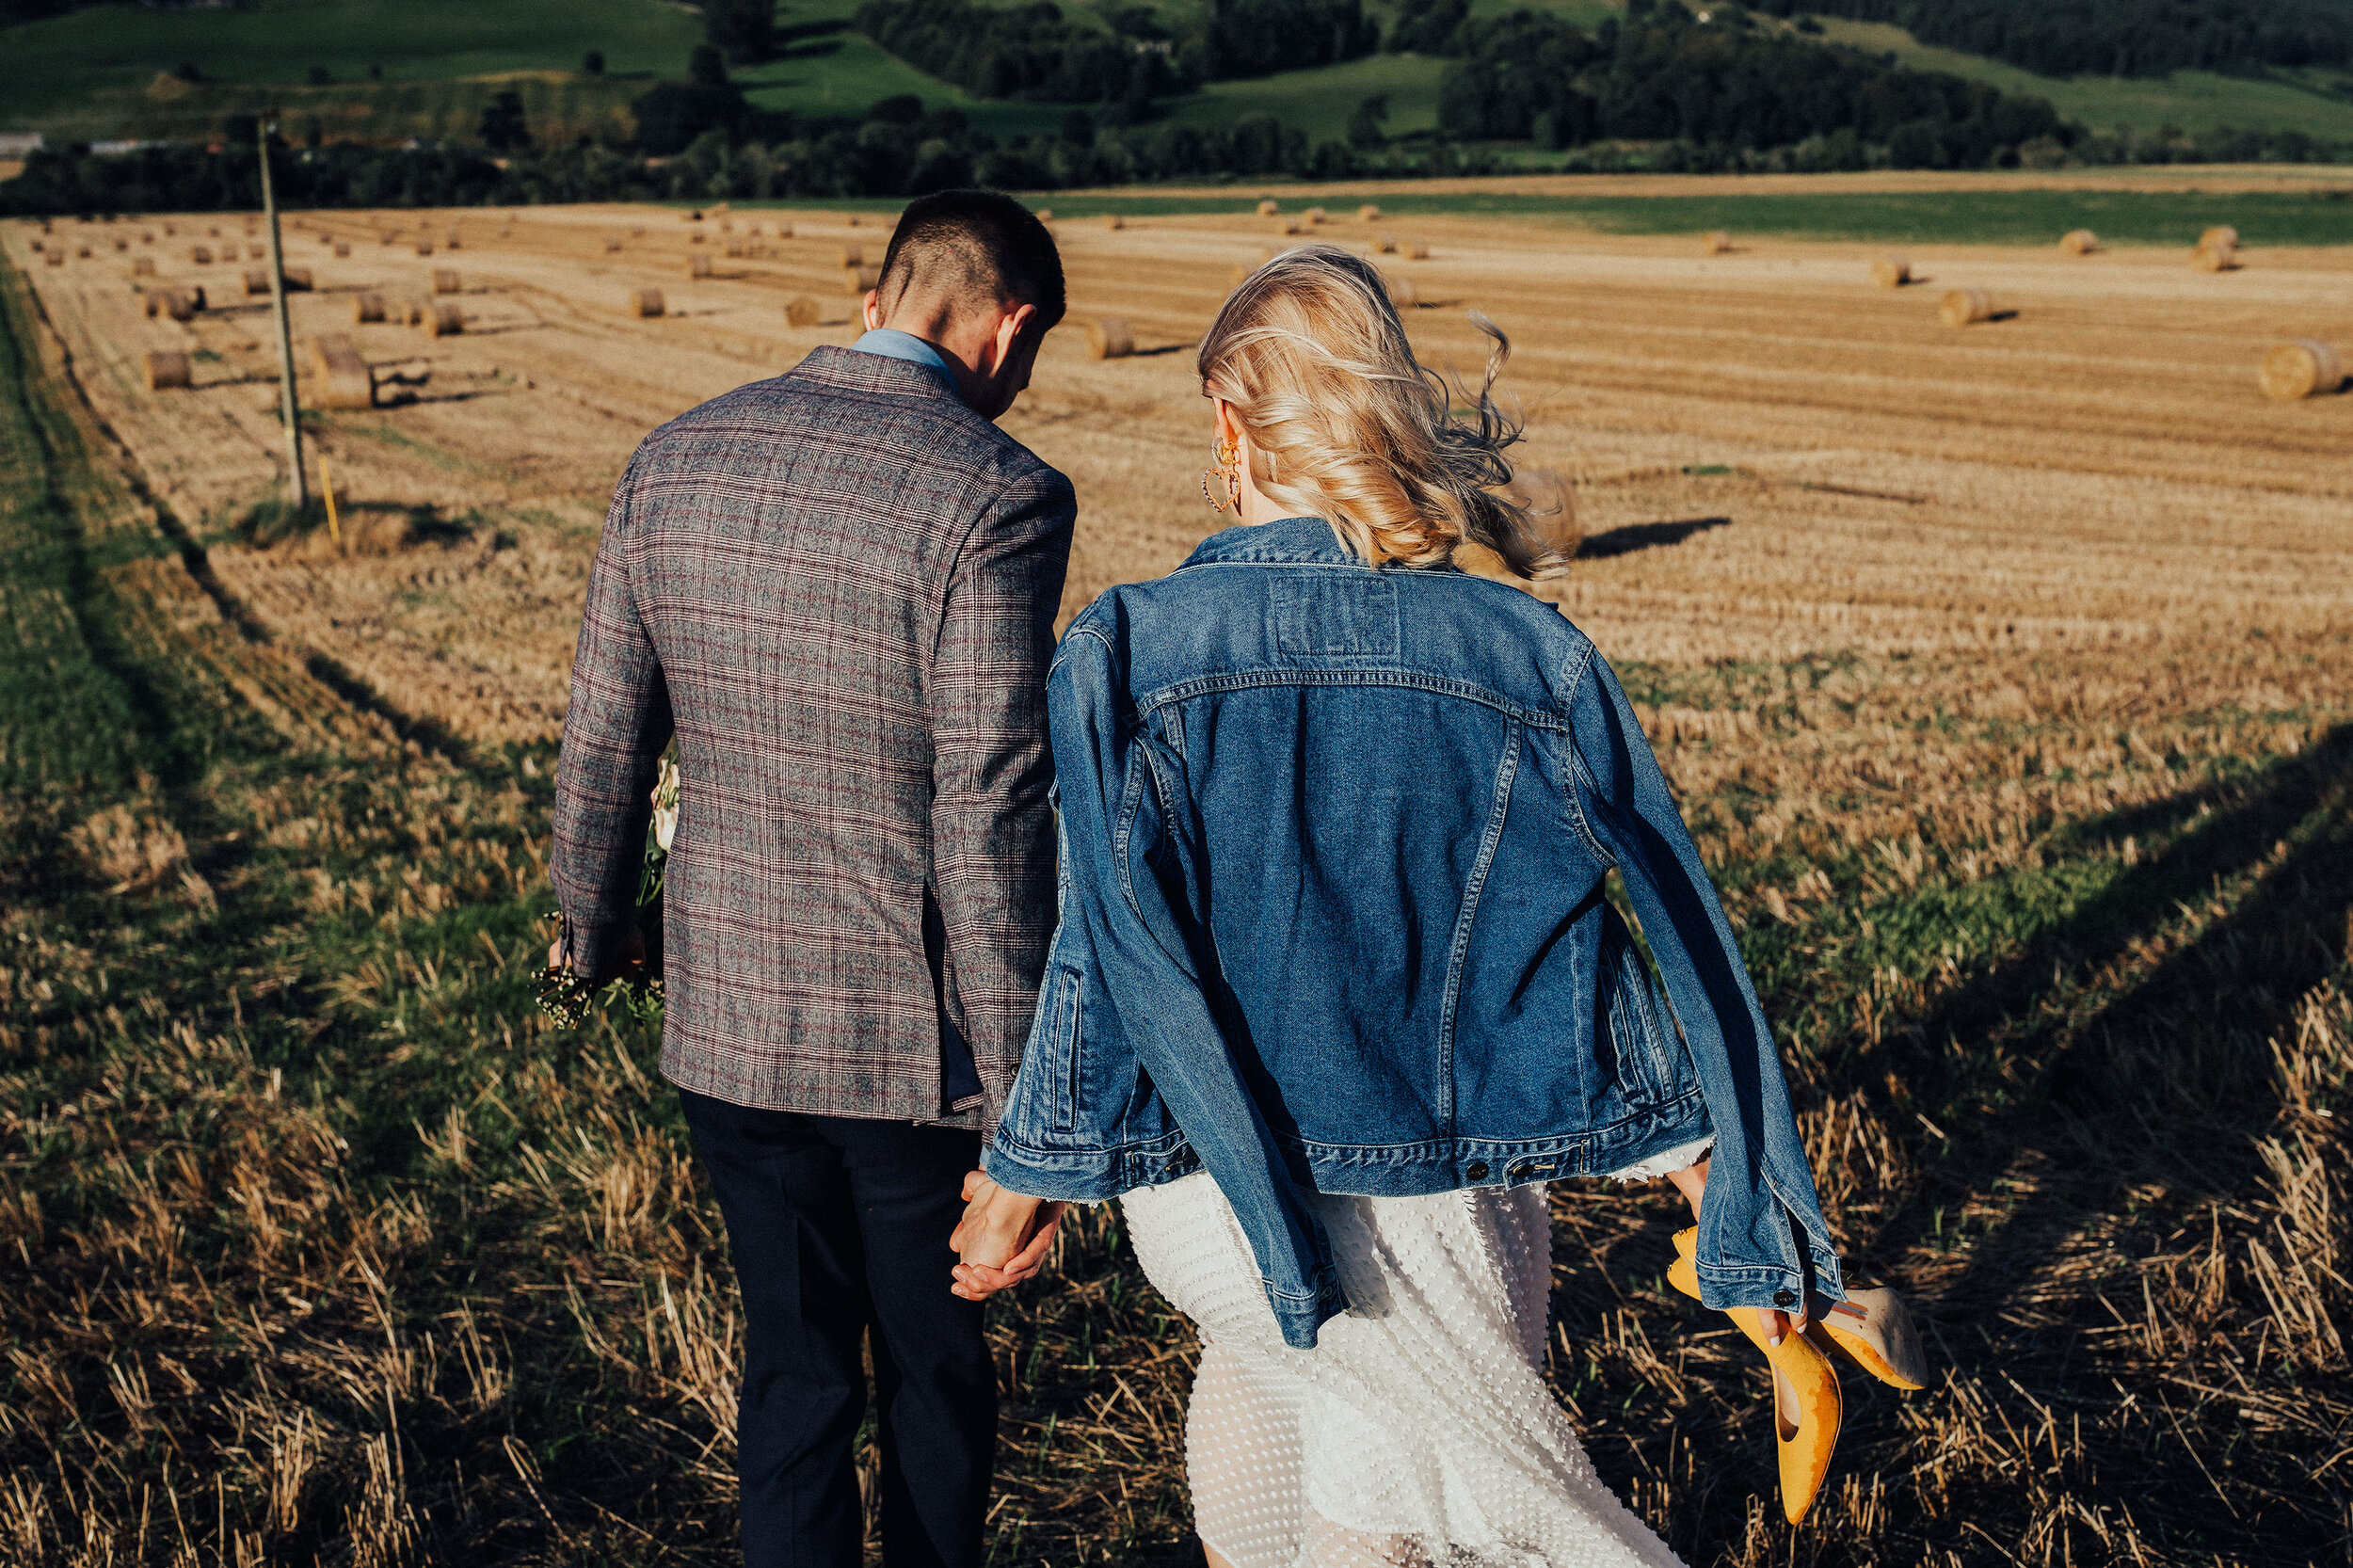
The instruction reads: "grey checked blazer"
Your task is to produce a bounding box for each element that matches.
[552,347,1076,1130]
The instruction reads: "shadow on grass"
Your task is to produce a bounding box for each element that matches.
[1577,516,1732,560]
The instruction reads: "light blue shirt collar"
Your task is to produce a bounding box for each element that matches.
[850,328,957,392]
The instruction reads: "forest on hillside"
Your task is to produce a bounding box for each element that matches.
[1754,0,2353,77]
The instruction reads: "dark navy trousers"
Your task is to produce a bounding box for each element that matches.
[680,1088,995,1568]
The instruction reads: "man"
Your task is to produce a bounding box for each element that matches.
[551,189,1073,1568]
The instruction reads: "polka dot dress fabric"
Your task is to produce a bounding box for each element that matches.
[1122,1173,1687,1568]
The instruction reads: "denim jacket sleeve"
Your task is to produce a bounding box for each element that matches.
[984,622,1351,1349]
[1566,651,1845,1313]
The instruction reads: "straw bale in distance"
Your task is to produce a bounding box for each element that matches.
[776,220,794,238]
[424,302,463,337]
[310,333,375,409]
[2059,229,2098,254]
[333,240,350,257]
[43,251,63,267]
[1305,206,1325,224]
[1377,235,1398,254]
[1941,287,1993,328]
[634,288,666,318]
[1033,209,1052,223]
[76,244,91,258]
[2195,241,2237,272]
[1282,220,1305,236]
[1406,240,1431,260]
[248,244,265,259]
[143,351,190,391]
[1499,465,1579,557]
[2259,340,2345,401]
[1385,274,1418,309]
[1358,204,1381,222]
[725,238,744,258]
[840,244,864,267]
[603,233,623,252]
[1257,199,1280,216]
[353,292,385,324]
[132,256,155,277]
[244,268,270,296]
[415,239,434,255]
[445,231,461,248]
[691,231,706,244]
[688,253,713,279]
[281,267,312,291]
[1085,318,1134,360]
[2201,225,2238,249]
[402,297,425,326]
[1701,231,1731,255]
[167,286,203,320]
[845,214,859,226]
[844,264,881,296]
[189,245,212,264]
[1871,255,1910,288]
[432,268,460,294]
[142,294,158,318]
[785,296,821,327]
[1104,213,1125,230]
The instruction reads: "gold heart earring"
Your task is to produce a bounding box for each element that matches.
[1201,435,1241,514]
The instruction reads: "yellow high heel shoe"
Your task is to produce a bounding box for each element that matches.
[1668,1226,1929,1390]
[1667,1227,1841,1524]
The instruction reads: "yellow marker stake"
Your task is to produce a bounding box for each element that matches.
[320,455,341,545]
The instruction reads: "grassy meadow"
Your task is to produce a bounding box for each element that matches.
[4,187,2353,1567]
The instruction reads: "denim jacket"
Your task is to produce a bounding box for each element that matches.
[984,517,1843,1349]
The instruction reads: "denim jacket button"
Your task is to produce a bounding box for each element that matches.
[1773,1288,1798,1308]
[1507,1160,1534,1180]
[1465,1160,1489,1182]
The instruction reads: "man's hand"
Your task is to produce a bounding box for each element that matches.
[546,924,646,973]
[949,1171,1065,1301]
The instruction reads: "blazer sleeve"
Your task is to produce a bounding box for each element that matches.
[1565,650,1843,1312]
[551,460,674,983]
[929,464,1076,1129]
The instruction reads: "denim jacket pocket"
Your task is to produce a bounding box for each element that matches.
[1598,906,1689,1108]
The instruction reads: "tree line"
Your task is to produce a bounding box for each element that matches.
[1751,0,2352,77]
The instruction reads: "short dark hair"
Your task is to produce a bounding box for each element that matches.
[876,189,1065,334]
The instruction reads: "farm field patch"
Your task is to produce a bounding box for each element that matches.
[4,192,2350,1562]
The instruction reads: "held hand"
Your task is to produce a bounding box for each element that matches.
[1667,1151,1808,1344]
[949,1171,1066,1301]
[545,925,647,973]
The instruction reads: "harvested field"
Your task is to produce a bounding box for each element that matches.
[2,198,2350,1567]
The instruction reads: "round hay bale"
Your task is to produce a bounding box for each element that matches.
[686,209,703,222]
[310,333,375,409]
[784,295,821,328]
[143,351,191,391]
[1871,255,1910,289]
[603,233,624,252]
[401,298,425,326]
[1940,287,1993,328]
[630,224,646,237]
[281,267,312,292]
[633,288,666,318]
[724,238,745,259]
[1385,274,1418,309]
[846,214,860,227]
[2201,225,2238,250]
[840,244,865,268]
[690,231,706,245]
[1406,240,1431,261]
[776,220,794,239]
[143,294,160,318]
[1357,204,1381,222]
[1257,200,1280,216]
[380,231,397,246]
[1377,235,1398,254]
[424,302,464,338]
[1499,465,1579,557]
[687,253,714,279]
[333,240,351,258]
[844,264,881,296]
[1305,206,1325,224]
[1033,208,1053,223]
[2195,241,2237,272]
[2058,229,2098,255]
[43,250,64,266]
[247,243,265,260]
[432,268,460,294]
[444,231,461,249]
[1085,317,1134,360]
[1700,231,1731,255]
[189,245,213,264]
[1282,220,1305,236]
[415,239,434,256]
[353,291,386,324]
[244,268,271,296]
[132,256,155,277]
[2259,339,2345,401]
[1104,213,1125,231]
[74,243,91,258]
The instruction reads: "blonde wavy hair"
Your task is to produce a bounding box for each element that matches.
[1197,244,1567,581]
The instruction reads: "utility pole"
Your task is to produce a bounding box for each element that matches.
[258,117,308,510]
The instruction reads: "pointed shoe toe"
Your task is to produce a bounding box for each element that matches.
[1764,1324,1842,1524]
[1817,1287,1931,1391]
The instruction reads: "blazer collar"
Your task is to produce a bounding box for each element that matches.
[789,344,961,405]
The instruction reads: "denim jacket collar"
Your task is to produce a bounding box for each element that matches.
[1180,516,1362,569]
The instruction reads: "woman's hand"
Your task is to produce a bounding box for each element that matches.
[1669,1152,1807,1345]
[949,1171,1066,1301]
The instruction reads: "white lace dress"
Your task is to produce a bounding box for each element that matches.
[1121,1165,1701,1568]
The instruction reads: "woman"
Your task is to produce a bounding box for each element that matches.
[955,246,1896,1564]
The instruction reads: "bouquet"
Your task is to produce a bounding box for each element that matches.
[538,758,678,1027]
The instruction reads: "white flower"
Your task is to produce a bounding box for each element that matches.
[650,758,680,852]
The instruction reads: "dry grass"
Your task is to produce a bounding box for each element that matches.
[3,200,2351,1565]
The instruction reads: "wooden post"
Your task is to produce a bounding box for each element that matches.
[259,119,308,510]
[320,455,341,546]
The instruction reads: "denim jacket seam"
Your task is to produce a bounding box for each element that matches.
[1137,667,1569,730]
[1556,655,1615,865]
[1433,713,1522,1134]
